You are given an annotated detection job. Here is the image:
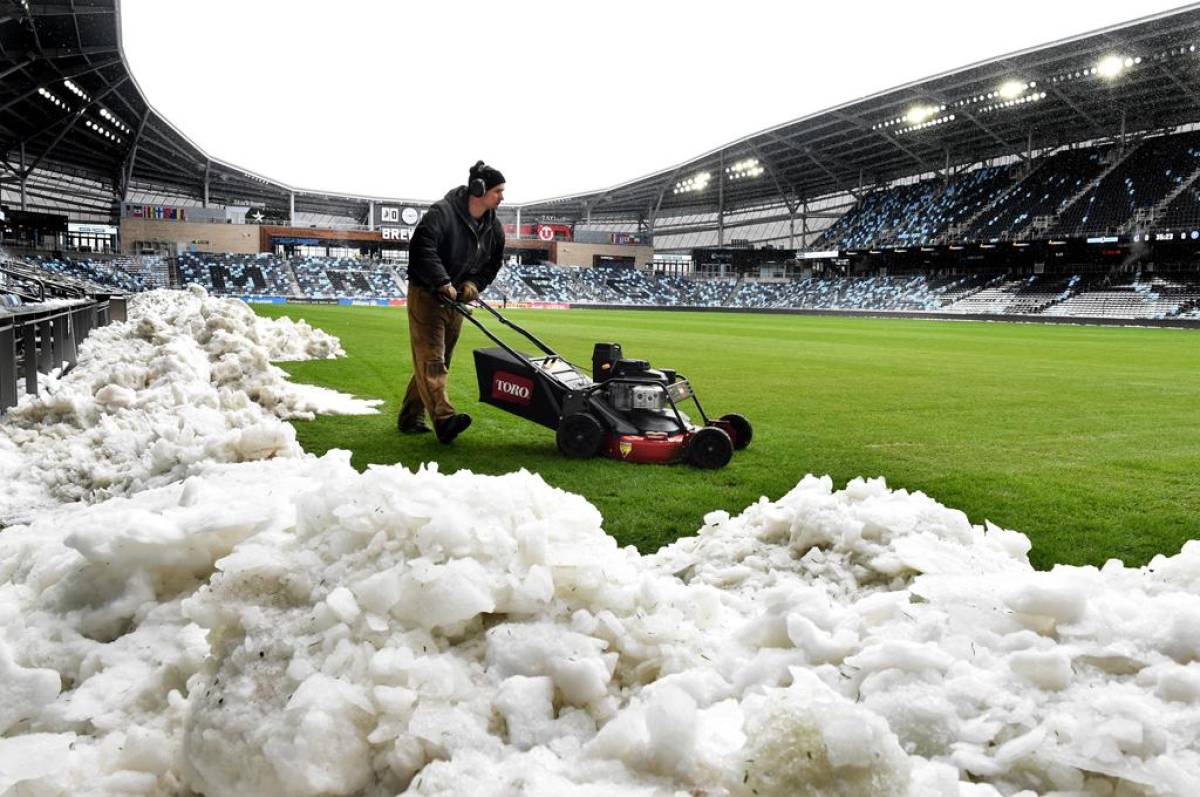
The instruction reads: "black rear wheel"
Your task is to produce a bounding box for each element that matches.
[687,426,733,469]
[719,413,753,450]
[557,413,604,458]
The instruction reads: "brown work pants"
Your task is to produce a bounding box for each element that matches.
[398,284,465,426]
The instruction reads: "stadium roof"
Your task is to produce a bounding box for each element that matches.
[521,4,1200,222]
[3,3,1200,226]
[0,0,424,224]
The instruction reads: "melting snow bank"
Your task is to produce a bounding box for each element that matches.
[2,456,1199,796]
[0,286,380,524]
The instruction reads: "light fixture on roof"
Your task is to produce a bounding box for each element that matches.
[998,80,1026,100]
[98,107,131,134]
[63,79,91,101]
[1096,55,1125,79]
[726,157,764,180]
[86,119,122,144]
[904,104,938,125]
[38,87,68,110]
[674,171,712,195]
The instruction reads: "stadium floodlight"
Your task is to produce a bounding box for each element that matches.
[85,119,121,144]
[98,108,131,134]
[38,87,69,110]
[726,158,764,181]
[905,105,938,125]
[63,79,91,102]
[1096,55,1125,79]
[674,171,712,194]
[998,80,1026,100]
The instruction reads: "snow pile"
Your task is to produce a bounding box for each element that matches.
[0,286,379,524]
[1,284,1198,795]
[3,458,1199,796]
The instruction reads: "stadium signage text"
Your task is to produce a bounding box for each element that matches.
[491,372,533,406]
[377,205,425,244]
[68,223,118,235]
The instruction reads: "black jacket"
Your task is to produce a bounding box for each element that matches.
[407,186,505,292]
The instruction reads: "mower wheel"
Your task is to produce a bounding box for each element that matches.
[687,426,733,469]
[719,413,753,450]
[557,413,604,459]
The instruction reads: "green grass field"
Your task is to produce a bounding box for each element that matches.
[253,303,1200,569]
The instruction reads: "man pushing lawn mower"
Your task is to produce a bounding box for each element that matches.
[397,161,506,443]
[396,159,751,468]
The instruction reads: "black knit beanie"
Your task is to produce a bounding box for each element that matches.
[470,161,506,191]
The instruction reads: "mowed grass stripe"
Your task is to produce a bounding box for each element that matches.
[254,304,1200,568]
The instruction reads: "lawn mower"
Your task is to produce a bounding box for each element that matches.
[445,297,751,468]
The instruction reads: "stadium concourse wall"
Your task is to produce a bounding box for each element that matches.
[115,220,652,264]
[566,303,1200,329]
[504,238,654,268]
[552,242,653,268]
[120,219,260,254]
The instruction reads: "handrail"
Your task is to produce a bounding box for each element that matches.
[1,297,115,413]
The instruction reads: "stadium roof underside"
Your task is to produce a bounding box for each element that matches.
[2,3,1200,227]
[0,0,425,225]
[522,6,1200,224]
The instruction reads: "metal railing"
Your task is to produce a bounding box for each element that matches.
[0,297,125,413]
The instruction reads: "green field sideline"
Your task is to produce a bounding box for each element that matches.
[253,303,1200,569]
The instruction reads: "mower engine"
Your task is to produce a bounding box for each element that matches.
[592,344,684,411]
[611,383,663,411]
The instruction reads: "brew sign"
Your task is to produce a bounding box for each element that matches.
[380,207,401,223]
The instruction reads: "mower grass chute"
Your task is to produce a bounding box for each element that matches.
[449,297,751,468]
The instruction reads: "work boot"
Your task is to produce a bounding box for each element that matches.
[434,413,472,444]
[397,414,432,434]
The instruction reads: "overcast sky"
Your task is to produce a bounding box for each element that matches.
[119,0,1191,204]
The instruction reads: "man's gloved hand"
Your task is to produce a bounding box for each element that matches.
[437,283,458,301]
[459,281,480,303]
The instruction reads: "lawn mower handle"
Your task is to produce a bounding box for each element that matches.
[436,294,559,359]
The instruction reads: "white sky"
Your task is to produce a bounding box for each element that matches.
[119,0,1189,204]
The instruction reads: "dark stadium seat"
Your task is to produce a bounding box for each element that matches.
[968,148,1111,241]
[1051,132,1200,237]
